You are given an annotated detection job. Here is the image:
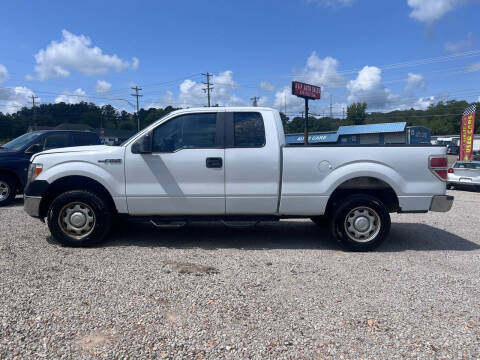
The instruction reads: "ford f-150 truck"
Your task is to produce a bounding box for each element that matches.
[24,107,453,251]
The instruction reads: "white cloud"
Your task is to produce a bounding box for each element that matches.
[259,81,275,91]
[176,70,245,107]
[299,52,346,88]
[467,62,480,72]
[95,80,111,93]
[146,71,246,108]
[413,96,435,110]
[0,65,8,84]
[145,90,176,110]
[445,33,473,53]
[177,79,208,107]
[406,72,425,90]
[132,57,139,70]
[28,30,138,80]
[347,66,398,109]
[408,0,462,23]
[0,86,37,114]
[274,86,305,113]
[55,88,87,104]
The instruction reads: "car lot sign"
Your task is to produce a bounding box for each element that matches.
[292,81,321,99]
[460,104,476,161]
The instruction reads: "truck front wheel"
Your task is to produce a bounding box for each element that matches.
[330,194,391,252]
[47,190,112,247]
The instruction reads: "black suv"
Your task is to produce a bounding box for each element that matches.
[0,130,101,205]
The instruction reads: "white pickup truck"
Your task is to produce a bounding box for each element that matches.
[24,107,453,251]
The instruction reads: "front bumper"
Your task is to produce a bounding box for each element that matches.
[24,195,42,218]
[430,195,454,212]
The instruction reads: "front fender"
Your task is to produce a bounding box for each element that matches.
[36,160,125,197]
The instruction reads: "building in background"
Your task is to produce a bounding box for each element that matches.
[285,122,431,146]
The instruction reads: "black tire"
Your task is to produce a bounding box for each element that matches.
[0,174,17,206]
[310,216,328,226]
[329,194,391,252]
[47,190,112,247]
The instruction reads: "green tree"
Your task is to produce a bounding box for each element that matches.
[347,102,368,125]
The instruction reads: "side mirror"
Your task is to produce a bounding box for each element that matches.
[131,133,152,154]
[25,144,43,154]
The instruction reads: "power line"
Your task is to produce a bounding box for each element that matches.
[202,72,214,107]
[130,86,143,131]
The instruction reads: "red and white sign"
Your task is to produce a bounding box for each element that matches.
[460,105,476,161]
[292,81,321,99]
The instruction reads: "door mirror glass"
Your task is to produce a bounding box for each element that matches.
[132,133,152,154]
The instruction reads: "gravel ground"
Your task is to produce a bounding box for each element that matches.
[1,190,480,359]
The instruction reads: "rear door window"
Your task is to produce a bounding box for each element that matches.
[233,112,265,147]
[43,133,71,150]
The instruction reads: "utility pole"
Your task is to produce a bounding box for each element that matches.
[31,95,39,129]
[284,91,287,115]
[304,98,309,145]
[342,107,345,120]
[202,72,214,107]
[329,94,333,118]
[130,86,143,131]
[250,96,260,107]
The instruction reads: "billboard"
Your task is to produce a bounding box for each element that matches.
[459,104,476,161]
[291,81,321,99]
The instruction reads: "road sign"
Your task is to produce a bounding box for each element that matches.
[292,81,321,100]
[291,81,321,144]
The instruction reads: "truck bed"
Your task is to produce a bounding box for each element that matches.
[279,145,446,215]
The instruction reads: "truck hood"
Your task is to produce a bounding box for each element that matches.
[39,145,111,155]
[0,150,18,158]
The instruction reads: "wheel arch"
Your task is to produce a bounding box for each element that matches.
[325,176,400,216]
[39,175,116,219]
[0,169,21,189]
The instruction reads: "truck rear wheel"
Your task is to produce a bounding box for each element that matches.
[0,174,17,206]
[47,190,112,247]
[330,194,390,252]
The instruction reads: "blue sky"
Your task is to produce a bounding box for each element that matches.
[1,0,480,116]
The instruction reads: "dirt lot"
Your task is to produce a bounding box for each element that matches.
[1,190,479,359]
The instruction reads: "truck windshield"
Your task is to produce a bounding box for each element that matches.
[2,132,40,151]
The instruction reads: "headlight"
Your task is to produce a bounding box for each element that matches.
[28,163,43,181]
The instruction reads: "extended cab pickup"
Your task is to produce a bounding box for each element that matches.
[24,108,453,251]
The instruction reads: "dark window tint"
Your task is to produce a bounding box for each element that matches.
[73,133,100,146]
[152,113,217,152]
[43,133,70,150]
[234,112,265,147]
